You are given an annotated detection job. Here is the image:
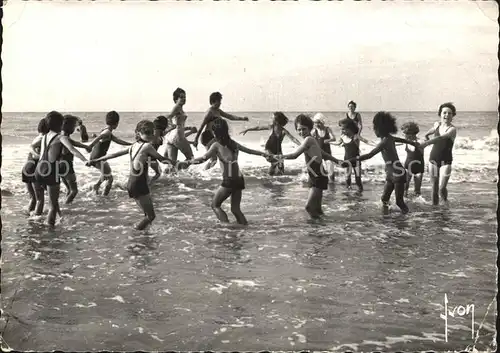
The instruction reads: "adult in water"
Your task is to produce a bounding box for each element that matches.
[163,88,197,167]
[420,102,458,205]
[346,100,363,135]
[193,92,249,169]
[311,113,337,182]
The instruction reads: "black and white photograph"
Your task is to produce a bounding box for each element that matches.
[0,0,498,351]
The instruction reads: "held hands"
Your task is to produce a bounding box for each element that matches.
[240,130,248,136]
[85,145,92,153]
[242,117,249,122]
[86,160,96,167]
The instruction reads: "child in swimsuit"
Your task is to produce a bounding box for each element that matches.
[400,121,425,197]
[332,118,374,191]
[346,100,363,135]
[184,119,268,225]
[22,118,49,215]
[345,112,419,214]
[272,114,340,219]
[59,115,92,204]
[240,112,300,176]
[87,120,174,230]
[311,113,336,182]
[193,92,249,170]
[76,118,89,142]
[34,111,90,226]
[420,102,458,205]
[87,111,133,196]
[163,88,198,166]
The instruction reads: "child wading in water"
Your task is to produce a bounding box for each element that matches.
[346,112,419,214]
[88,111,132,195]
[399,122,424,197]
[60,115,92,204]
[22,118,49,214]
[34,111,89,226]
[193,92,249,169]
[184,119,269,225]
[420,102,458,205]
[240,112,300,175]
[311,113,336,182]
[87,121,174,230]
[272,114,340,219]
[332,118,374,191]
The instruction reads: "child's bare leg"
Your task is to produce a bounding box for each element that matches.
[47,184,61,226]
[149,161,161,183]
[230,190,248,225]
[166,143,179,164]
[63,174,78,204]
[61,176,70,196]
[305,187,323,219]
[381,180,394,214]
[405,173,413,196]
[101,162,113,196]
[354,165,363,191]
[177,138,194,161]
[134,194,156,230]
[25,182,36,213]
[414,173,423,195]
[439,165,452,202]
[33,182,45,215]
[211,187,232,223]
[429,163,440,205]
[345,168,352,188]
[93,162,104,193]
[395,182,409,214]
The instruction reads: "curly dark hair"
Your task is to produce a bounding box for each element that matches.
[37,118,49,134]
[105,111,120,126]
[438,102,457,117]
[400,121,419,135]
[209,92,223,105]
[45,111,64,133]
[173,88,186,103]
[62,115,79,135]
[294,114,313,131]
[153,115,169,131]
[372,111,397,137]
[135,120,155,141]
[273,112,289,127]
[339,118,359,135]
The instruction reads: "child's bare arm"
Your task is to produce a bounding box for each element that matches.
[87,130,108,149]
[236,142,268,157]
[111,135,133,146]
[283,128,301,145]
[146,145,174,164]
[189,143,219,164]
[321,150,341,164]
[60,136,88,162]
[280,138,310,160]
[240,125,270,135]
[355,138,387,162]
[88,148,129,164]
[420,126,457,149]
[219,109,248,122]
[68,137,91,152]
[324,127,336,143]
[424,122,439,140]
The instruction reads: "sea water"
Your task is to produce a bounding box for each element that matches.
[1,111,497,351]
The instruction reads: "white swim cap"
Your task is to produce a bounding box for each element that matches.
[313,113,326,124]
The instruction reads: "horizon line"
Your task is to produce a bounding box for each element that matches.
[3,110,498,114]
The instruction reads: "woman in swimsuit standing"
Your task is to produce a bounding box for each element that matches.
[420,102,458,205]
[311,113,336,182]
[164,88,197,166]
[346,101,363,135]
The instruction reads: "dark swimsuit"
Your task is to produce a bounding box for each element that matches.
[429,124,454,167]
[201,116,219,146]
[127,143,150,199]
[312,129,332,155]
[90,128,112,160]
[404,144,424,175]
[59,136,75,176]
[381,147,406,183]
[35,134,62,187]
[151,136,163,151]
[346,112,361,127]
[305,154,328,190]
[265,127,285,175]
[341,136,360,168]
[22,151,39,183]
[220,147,245,190]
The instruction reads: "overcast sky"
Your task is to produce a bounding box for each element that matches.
[3,1,498,112]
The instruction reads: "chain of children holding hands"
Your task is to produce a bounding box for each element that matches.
[21,88,457,229]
